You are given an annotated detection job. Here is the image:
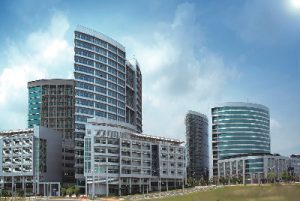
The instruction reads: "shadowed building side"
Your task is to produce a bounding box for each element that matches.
[185,111,209,180]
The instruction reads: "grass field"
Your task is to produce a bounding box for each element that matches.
[135,184,300,201]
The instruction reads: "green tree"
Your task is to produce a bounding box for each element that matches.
[61,188,66,196]
[267,172,276,183]
[281,171,288,182]
[187,177,196,187]
[17,189,24,197]
[74,187,80,197]
[66,187,73,197]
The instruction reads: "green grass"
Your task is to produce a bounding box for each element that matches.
[134,184,300,201]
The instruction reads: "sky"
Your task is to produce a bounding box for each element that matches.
[0,0,300,157]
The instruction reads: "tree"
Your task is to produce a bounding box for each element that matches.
[66,187,73,197]
[281,171,288,182]
[61,188,67,196]
[267,172,276,183]
[74,187,80,197]
[17,189,25,197]
[187,177,196,187]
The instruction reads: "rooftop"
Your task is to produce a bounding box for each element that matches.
[75,25,125,51]
[213,102,269,112]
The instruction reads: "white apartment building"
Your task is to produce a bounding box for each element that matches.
[84,118,186,196]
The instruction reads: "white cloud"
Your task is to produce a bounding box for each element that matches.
[0,12,73,130]
[270,118,281,129]
[123,3,239,139]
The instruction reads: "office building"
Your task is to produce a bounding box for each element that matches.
[185,111,209,180]
[84,118,186,196]
[218,153,300,184]
[74,25,142,188]
[290,154,300,181]
[28,79,75,183]
[211,102,270,176]
[0,126,62,196]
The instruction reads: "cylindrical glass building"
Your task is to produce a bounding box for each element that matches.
[211,102,270,176]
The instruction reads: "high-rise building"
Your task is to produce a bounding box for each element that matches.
[211,102,270,176]
[185,111,209,180]
[27,79,75,183]
[74,25,142,188]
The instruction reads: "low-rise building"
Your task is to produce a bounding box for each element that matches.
[218,153,300,184]
[0,126,62,196]
[84,118,186,196]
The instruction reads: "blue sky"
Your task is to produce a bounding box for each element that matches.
[0,0,299,156]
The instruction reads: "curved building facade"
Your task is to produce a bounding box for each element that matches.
[185,111,209,180]
[211,102,270,176]
[74,25,142,188]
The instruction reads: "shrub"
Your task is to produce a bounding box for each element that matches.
[61,188,66,196]
[66,187,73,197]
[74,187,80,197]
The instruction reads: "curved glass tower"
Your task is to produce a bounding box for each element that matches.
[211,102,270,176]
[74,25,142,188]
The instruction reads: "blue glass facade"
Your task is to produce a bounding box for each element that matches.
[73,26,142,189]
[28,86,42,128]
[212,102,270,176]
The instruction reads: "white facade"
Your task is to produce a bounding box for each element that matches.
[84,118,186,196]
[0,126,62,196]
[218,154,300,184]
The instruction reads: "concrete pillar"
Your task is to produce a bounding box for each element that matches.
[139,178,142,193]
[166,179,168,191]
[58,183,61,196]
[236,161,238,175]
[243,160,246,185]
[217,163,220,185]
[22,176,25,189]
[129,178,132,194]
[85,176,87,195]
[37,181,40,195]
[106,178,108,197]
[50,183,52,196]
[44,183,46,196]
[118,178,121,196]
[229,162,232,185]
[33,177,35,195]
[12,176,14,197]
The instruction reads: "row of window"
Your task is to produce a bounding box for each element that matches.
[75,40,125,65]
[75,70,126,87]
[75,32,126,58]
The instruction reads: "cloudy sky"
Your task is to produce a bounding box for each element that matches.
[0,0,299,156]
